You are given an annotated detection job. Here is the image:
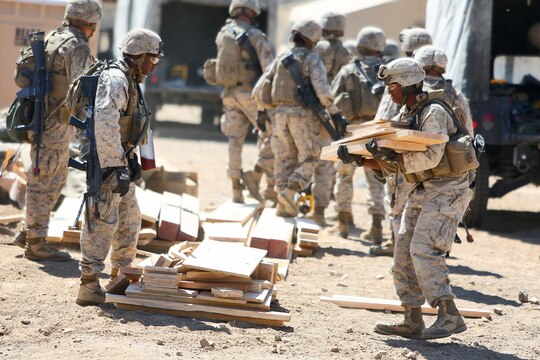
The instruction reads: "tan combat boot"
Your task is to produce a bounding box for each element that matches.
[337,211,352,238]
[362,214,384,244]
[264,187,278,204]
[242,167,264,202]
[12,230,27,249]
[275,203,292,217]
[374,306,425,339]
[421,299,466,339]
[24,237,71,261]
[312,206,326,227]
[369,241,395,257]
[231,177,244,203]
[277,182,300,217]
[76,274,106,306]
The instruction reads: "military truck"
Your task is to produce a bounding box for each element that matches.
[427,0,540,226]
[115,0,269,125]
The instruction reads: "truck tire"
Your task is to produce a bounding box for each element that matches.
[464,156,490,228]
[201,107,218,126]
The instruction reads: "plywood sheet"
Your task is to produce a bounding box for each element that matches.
[182,239,267,278]
[203,222,248,243]
[204,199,259,225]
[135,187,162,223]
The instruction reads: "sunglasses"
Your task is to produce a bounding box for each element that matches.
[149,55,160,65]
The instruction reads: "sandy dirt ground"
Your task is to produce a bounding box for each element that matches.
[1,105,540,360]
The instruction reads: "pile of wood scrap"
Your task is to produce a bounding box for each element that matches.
[0,146,27,208]
[106,239,290,327]
[292,218,320,257]
[46,184,200,248]
[320,294,492,319]
[320,119,449,161]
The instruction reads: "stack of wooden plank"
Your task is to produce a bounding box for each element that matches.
[293,218,320,257]
[250,208,295,259]
[201,198,260,244]
[106,239,290,327]
[320,119,449,161]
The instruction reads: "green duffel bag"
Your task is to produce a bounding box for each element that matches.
[5,97,33,143]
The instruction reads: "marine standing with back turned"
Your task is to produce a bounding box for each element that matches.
[75,29,164,306]
[13,0,102,262]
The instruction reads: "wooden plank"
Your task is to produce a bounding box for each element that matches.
[380,129,449,145]
[0,214,24,225]
[138,239,184,254]
[265,254,291,282]
[120,267,143,282]
[377,139,428,152]
[204,198,259,225]
[179,280,249,292]
[253,261,277,284]
[295,218,320,234]
[197,291,247,304]
[346,119,391,131]
[106,294,291,322]
[135,187,162,223]
[178,193,200,242]
[331,127,397,145]
[143,266,179,275]
[46,197,82,242]
[115,303,283,327]
[128,283,197,298]
[320,295,492,319]
[105,274,130,295]
[293,243,313,257]
[299,238,318,249]
[320,139,371,161]
[250,208,295,259]
[211,287,244,298]
[202,222,248,243]
[298,232,319,240]
[183,239,267,278]
[157,192,182,241]
[184,271,252,283]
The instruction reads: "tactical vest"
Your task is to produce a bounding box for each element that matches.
[215,21,259,87]
[67,60,145,156]
[271,48,310,106]
[14,27,83,115]
[401,95,478,183]
[317,39,350,82]
[349,60,382,118]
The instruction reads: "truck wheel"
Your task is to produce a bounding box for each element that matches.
[201,107,218,126]
[464,156,490,228]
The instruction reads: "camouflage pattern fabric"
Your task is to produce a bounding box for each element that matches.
[391,102,472,308]
[315,38,352,83]
[271,106,321,192]
[24,26,94,239]
[254,109,275,188]
[79,62,141,275]
[80,181,140,276]
[313,128,335,208]
[219,18,274,179]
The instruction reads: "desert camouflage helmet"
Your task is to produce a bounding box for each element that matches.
[119,28,164,56]
[399,27,432,52]
[356,26,386,52]
[377,57,425,87]
[413,45,448,72]
[291,18,322,43]
[64,0,102,23]
[320,12,346,32]
[229,0,261,16]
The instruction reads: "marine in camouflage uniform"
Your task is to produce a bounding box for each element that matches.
[258,18,342,217]
[370,28,434,257]
[76,28,164,306]
[369,58,473,340]
[13,0,102,262]
[331,27,386,238]
[216,0,274,203]
[311,12,352,225]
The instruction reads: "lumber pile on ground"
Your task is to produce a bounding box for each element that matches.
[292,218,320,257]
[320,119,448,161]
[45,183,201,247]
[106,239,290,327]
[0,146,27,208]
[321,294,492,319]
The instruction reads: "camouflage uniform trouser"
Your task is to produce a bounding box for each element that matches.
[334,163,385,215]
[384,172,415,244]
[313,129,334,208]
[393,185,472,307]
[271,106,321,192]
[255,111,275,190]
[221,87,274,181]
[25,144,70,239]
[79,179,141,276]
